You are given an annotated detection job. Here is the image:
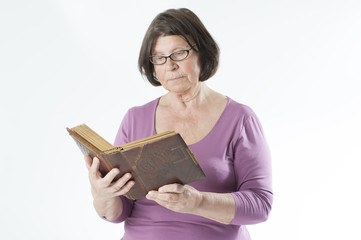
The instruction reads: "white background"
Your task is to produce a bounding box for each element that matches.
[1,0,360,239]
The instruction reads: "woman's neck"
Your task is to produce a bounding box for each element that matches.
[163,82,213,109]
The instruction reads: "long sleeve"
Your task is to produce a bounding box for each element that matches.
[230,115,273,225]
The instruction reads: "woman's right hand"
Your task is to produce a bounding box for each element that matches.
[84,155,135,201]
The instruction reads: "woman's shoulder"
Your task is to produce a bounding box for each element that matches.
[118,98,160,142]
[127,97,160,116]
[226,97,257,119]
[224,98,266,140]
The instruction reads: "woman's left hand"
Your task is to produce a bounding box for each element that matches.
[146,184,202,214]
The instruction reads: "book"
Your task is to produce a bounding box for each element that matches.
[67,124,206,200]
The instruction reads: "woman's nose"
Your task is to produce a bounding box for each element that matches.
[165,59,178,71]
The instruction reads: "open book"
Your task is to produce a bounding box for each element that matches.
[67,124,206,200]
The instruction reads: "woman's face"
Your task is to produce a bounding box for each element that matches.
[152,35,201,94]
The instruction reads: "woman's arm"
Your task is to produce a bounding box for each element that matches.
[146,184,236,224]
[93,194,124,221]
[230,115,273,225]
[85,156,135,221]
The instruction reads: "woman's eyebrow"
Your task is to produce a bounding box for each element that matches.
[152,46,189,55]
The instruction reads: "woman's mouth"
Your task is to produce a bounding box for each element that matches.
[168,76,183,81]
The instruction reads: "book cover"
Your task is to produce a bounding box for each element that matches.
[67,124,206,200]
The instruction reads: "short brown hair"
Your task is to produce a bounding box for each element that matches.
[138,8,220,86]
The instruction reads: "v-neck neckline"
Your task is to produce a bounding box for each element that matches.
[151,97,231,146]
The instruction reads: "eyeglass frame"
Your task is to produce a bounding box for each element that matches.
[149,45,196,65]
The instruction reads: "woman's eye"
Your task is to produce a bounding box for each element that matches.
[173,51,185,58]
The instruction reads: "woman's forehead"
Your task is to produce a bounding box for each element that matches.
[152,35,189,53]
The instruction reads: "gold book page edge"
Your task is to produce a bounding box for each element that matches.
[103,131,177,154]
[74,128,107,151]
[67,127,103,154]
[118,131,176,150]
[69,124,177,154]
[67,128,114,171]
[72,124,114,151]
[73,124,114,150]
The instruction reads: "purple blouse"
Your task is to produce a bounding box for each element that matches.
[111,97,272,240]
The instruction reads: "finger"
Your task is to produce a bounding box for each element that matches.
[147,191,180,202]
[89,157,101,179]
[109,173,132,192]
[146,191,158,201]
[158,184,184,193]
[84,155,92,169]
[113,180,135,196]
[102,168,121,185]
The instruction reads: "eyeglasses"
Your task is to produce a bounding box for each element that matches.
[149,45,195,65]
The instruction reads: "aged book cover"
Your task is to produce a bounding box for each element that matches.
[67,124,206,200]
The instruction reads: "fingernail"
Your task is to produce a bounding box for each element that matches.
[146,191,154,199]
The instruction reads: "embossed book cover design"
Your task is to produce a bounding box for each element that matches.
[67,124,206,200]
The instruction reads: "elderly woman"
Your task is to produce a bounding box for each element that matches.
[85,8,272,240]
